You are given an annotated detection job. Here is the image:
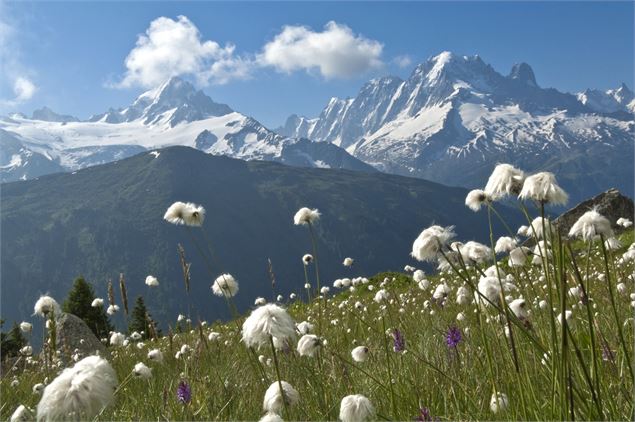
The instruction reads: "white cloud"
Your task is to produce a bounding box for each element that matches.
[13,76,36,101]
[114,15,250,88]
[0,8,37,107]
[393,55,413,69]
[258,21,383,79]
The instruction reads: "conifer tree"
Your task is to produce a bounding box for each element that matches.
[63,276,113,338]
[129,296,160,339]
[0,321,26,360]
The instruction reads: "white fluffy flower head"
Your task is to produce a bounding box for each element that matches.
[351,345,369,362]
[33,295,60,317]
[490,392,509,413]
[145,276,159,287]
[296,334,322,357]
[339,394,375,422]
[465,189,490,212]
[263,381,299,413]
[518,172,568,205]
[36,355,117,421]
[164,201,206,226]
[411,225,456,262]
[495,236,517,254]
[132,362,152,379]
[242,304,296,349]
[294,207,320,225]
[568,209,613,242]
[212,273,239,298]
[484,163,525,200]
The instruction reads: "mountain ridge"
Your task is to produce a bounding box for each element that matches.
[0,145,520,328]
[277,51,634,202]
[0,77,372,182]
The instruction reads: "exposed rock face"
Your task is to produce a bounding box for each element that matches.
[554,188,634,234]
[56,313,108,360]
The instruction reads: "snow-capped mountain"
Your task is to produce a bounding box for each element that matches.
[278,52,634,202]
[0,77,373,182]
[577,83,635,114]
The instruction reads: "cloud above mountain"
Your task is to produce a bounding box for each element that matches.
[113,15,251,88]
[0,8,37,107]
[257,21,383,78]
[112,16,385,89]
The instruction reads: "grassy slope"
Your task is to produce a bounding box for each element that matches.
[2,228,633,421]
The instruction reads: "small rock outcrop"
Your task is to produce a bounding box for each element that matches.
[56,313,108,359]
[554,188,634,234]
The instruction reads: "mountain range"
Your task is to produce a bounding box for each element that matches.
[1,51,633,202]
[0,77,374,183]
[0,146,521,328]
[277,52,634,202]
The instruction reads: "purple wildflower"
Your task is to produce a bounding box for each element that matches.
[416,407,439,422]
[392,328,406,352]
[177,380,191,404]
[446,326,462,349]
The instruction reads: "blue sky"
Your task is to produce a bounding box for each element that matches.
[1,1,633,128]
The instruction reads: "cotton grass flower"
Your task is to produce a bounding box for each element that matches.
[296,321,314,335]
[339,394,375,422]
[460,241,492,264]
[147,349,164,363]
[109,332,125,347]
[19,322,32,333]
[293,207,320,225]
[106,304,119,315]
[302,254,313,265]
[411,225,456,262]
[351,346,369,362]
[518,172,568,205]
[484,163,525,199]
[33,295,60,317]
[145,276,159,287]
[509,247,530,267]
[10,404,32,422]
[465,189,489,211]
[343,257,354,267]
[617,217,633,228]
[495,236,517,254]
[36,355,117,421]
[263,381,299,414]
[163,201,206,226]
[568,209,613,241]
[259,413,284,422]
[529,216,552,239]
[605,237,622,251]
[490,392,509,413]
[509,298,529,320]
[91,298,104,308]
[212,274,239,298]
[132,362,152,379]
[296,334,322,357]
[242,304,296,349]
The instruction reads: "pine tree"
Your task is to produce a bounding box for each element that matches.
[63,276,113,338]
[128,296,160,339]
[1,321,26,360]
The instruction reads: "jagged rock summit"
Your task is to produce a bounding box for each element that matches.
[555,188,634,234]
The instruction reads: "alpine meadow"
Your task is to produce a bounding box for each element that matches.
[1,2,634,421]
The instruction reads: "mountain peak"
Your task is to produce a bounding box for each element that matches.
[508,62,537,87]
[31,106,79,123]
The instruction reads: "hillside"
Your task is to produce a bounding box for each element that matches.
[0,146,521,328]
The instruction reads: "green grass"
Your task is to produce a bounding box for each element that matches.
[2,230,634,421]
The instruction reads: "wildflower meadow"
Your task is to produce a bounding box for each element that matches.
[2,164,634,421]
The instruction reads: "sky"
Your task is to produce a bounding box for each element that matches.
[1,1,633,128]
